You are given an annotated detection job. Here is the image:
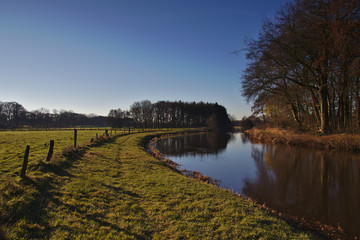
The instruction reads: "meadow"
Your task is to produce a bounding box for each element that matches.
[0,129,109,181]
[0,129,320,239]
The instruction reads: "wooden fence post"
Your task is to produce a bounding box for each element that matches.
[105,129,109,137]
[21,145,30,178]
[74,129,77,148]
[96,133,98,140]
[46,140,54,162]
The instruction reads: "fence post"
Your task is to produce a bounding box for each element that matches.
[105,129,109,137]
[96,133,98,140]
[74,129,77,148]
[21,145,30,178]
[46,140,54,162]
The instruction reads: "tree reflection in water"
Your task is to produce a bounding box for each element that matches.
[154,132,234,157]
[243,145,360,235]
[155,133,360,236]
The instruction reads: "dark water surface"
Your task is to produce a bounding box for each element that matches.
[154,132,360,236]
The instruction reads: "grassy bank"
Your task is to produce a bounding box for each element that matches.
[1,130,319,239]
[0,128,168,182]
[246,127,360,152]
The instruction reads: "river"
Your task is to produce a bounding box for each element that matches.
[153,132,360,237]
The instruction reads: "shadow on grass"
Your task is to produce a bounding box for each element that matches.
[22,176,148,239]
[100,182,141,199]
[48,191,148,239]
[31,160,73,177]
[0,175,59,239]
[0,135,123,239]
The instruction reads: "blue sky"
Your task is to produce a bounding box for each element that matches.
[0,0,286,118]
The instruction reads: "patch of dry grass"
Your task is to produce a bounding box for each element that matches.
[246,128,360,152]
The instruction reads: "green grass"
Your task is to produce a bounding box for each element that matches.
[0,129,157,181]
[0,129,110,179]
[0,130,318,239]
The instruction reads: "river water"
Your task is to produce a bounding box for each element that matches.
[153,132,360,236]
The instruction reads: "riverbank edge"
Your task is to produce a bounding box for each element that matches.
[146,130,357,240]
[245,127,360,152]
[145,130,221,186]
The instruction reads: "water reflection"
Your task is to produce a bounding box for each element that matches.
[244,145,360,235]
[155,132,234,157]
[155,133,360,236]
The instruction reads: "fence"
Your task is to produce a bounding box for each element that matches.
[19,128,169,178]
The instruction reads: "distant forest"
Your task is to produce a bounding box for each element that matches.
[0,101,107,129]
[109,100,232,131]
[242,0,359,133]
[0,100,232,131]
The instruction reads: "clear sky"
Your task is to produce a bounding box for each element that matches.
[0,0,286,119]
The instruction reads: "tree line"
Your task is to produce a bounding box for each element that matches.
[0,101,107,129]
[0,100,233,131]
[108,100,232,131]
[242,0,359,133]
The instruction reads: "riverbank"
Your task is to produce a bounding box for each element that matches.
[148,131,358,240]
[245,127,360,152]
[1,130,319,239]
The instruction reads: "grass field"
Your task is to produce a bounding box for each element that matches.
[0,129,112,181]
[0,130,318,239]
[0,128,156,181]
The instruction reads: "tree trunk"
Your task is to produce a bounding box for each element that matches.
[290,105,302,129]
[356,77,360,130]
[309,90,321,128]
[319,86,330,134]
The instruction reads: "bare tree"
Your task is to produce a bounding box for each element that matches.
[242,0,360,133]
